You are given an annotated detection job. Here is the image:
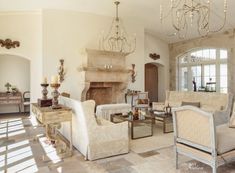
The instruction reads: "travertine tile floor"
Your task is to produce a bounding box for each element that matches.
[1,114,235,173]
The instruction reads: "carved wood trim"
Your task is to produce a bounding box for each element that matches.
[149,53,160,60]
[0,39,20,49]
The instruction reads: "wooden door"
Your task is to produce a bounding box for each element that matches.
[145,63,158,102]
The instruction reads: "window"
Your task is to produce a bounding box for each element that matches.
[178,48,228,93]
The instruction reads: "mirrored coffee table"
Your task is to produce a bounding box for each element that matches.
[111,113,155,139]
[150,110,173,133]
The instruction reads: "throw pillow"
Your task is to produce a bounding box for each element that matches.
[181,101,200,108]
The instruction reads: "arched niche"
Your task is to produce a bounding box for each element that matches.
[0,53,30,113]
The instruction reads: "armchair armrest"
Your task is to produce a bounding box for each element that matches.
[90,121,128,143]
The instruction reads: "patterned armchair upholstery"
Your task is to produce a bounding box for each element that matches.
[59,96,129,160]
[173,106,235,173]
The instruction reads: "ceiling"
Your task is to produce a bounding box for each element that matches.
[0,0,234,43]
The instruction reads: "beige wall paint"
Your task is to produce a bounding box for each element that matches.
[0,12,42,102]
[42,10,145,100]
[0,55,30,113]
[145,32,170,101]
[169,30,235,94]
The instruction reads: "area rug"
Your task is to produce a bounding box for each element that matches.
[130,124,174,153]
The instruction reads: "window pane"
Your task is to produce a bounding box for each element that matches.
[204,65,216,88]
[191,66,202,90]
[220,64,227,76]
[180,67,188,91]
[179,56,188,64]
[209,49,216,59]
[220,49,228,59]
[220,77,227,88]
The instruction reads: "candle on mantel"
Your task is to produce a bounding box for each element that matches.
[41,77,48,84]
[51,75,59,84]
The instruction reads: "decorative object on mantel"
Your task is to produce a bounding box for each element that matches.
[149,53,160,60]
[99,1,136,54]
[104,64,113,70]
[38,77,52,107]
[50,76,61,109]
[0,39,20,49]
[160,0,228,39]
[4,82,12,93]
[58,59,66,83]
[131,64,137,83]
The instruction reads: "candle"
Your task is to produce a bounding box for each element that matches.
[51,75,58,84]
[42,77,47,84]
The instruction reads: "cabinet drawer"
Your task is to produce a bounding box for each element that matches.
[44,112,72,124]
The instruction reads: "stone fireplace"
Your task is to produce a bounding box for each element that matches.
[78,49,131,106]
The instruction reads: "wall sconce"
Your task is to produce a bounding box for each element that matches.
[131,64,137,83]
[0,39,20,49]
[58,59,66,83]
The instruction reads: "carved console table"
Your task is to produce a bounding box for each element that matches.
[0,92,22,113]
[31,103,73,156]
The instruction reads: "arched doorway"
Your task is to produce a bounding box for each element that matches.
[0,54,30,114]
[145,63,158,103]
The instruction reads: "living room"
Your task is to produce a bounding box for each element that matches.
[0,0,235,173]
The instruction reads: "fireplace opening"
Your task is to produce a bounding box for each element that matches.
[86,82,125,106]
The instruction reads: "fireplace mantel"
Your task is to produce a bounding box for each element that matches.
[78,49,131,105]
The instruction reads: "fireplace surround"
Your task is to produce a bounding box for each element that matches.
[78,49,131,105]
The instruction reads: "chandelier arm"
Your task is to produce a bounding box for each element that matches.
[197,10,209,36]
[209,13,227,33]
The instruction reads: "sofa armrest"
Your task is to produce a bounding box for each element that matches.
[90,121,129,143]
[96,118,114,126]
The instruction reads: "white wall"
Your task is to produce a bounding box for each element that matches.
[0,11,42,103]
[0,55,30,92]
[42,10,145,100]
[144,32,170,101]
[0,55,30,113]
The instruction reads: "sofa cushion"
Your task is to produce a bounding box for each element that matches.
[216,124,235,154]
[181,101,200,108]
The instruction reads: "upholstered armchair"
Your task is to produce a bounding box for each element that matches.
[173,106,235,173]
[59,96,129,160]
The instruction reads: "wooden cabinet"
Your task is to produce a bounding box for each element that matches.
[0,92,22,112]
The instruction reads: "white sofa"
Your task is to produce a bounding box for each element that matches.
[153,91,233,126]
[59,96,129,160]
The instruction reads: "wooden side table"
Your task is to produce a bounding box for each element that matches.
[0,92,22,113]
[31,103,73,155]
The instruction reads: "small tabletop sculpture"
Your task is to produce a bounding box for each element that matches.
[5,82,11,93]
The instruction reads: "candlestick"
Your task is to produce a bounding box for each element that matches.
[50,83,61,109]
[42,77,48,84]
[41,83,49,100]
[51,75,59,84]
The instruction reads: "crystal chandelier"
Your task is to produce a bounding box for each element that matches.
[160,0,228,39]
[99,1,136,54]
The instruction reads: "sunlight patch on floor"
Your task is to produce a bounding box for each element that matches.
[39,137,62,164]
